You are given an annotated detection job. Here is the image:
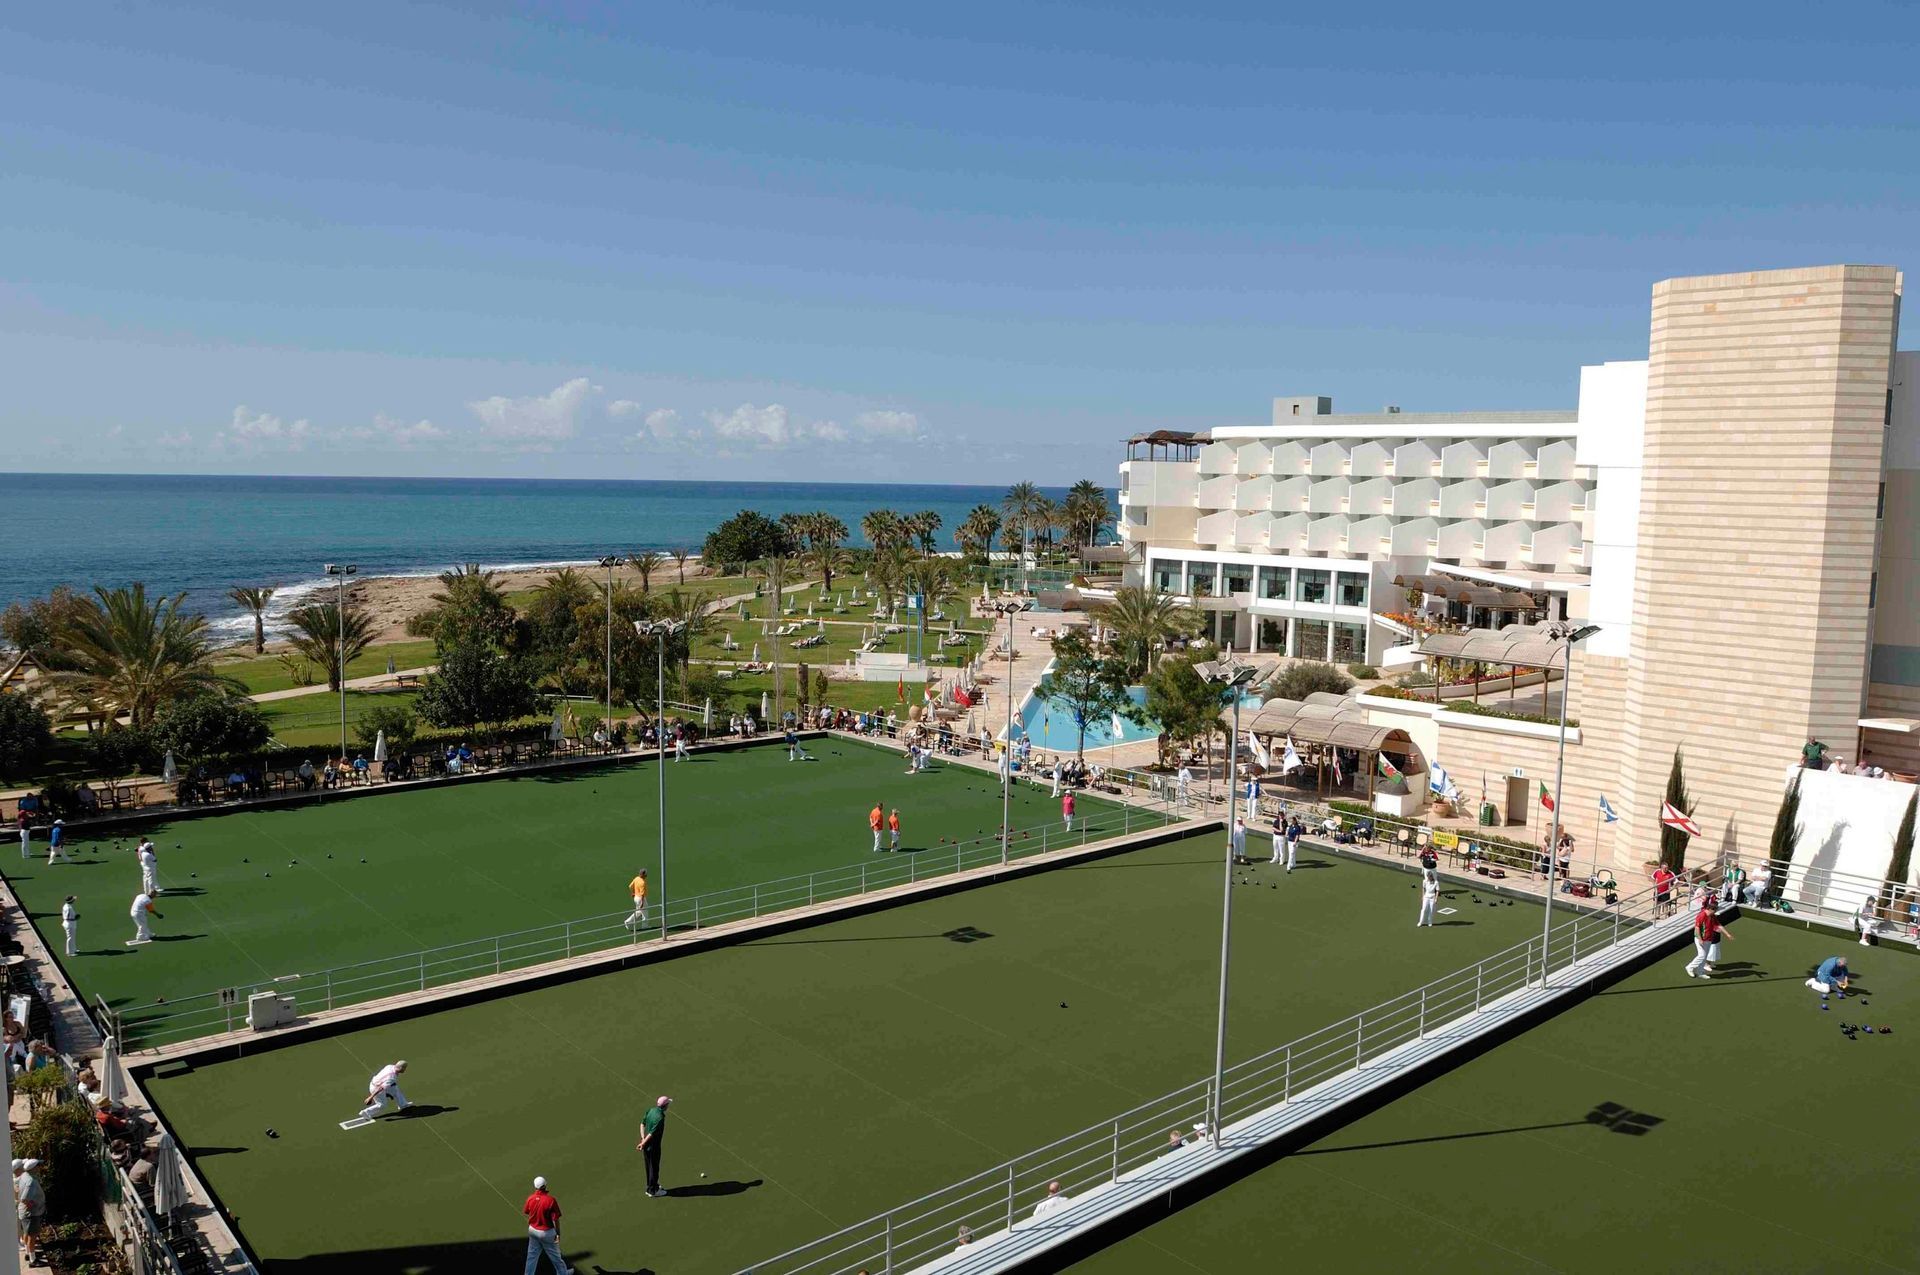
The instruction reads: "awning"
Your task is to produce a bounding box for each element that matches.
[1228,694,1417,756]
[1859,717,1920,734]
[1417,621,1572,667]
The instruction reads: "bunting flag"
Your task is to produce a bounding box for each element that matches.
[1280,737,1303,775]
[1599,795,1619,823]
[1661,802,1701,838]
[1377,753,1403,782]
[1538,781,1556,813]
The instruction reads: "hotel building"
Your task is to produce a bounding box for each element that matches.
[1116,264,1916,873]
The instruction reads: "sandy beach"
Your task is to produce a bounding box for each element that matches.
[237,558,722,650]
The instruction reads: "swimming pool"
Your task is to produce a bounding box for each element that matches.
[1015,685,1264,751]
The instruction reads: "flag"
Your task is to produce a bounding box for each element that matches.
[1599,795,1619,823]
[1429,763,1451,796]
[1332,750,1344,784]
[1247,731,1271,769]
[896,675,906,704]
[1280,737,1303,775]
[1660,802,1701,838]
[1378,753,1402,782]
[1538,781,1555,813]
[1111,710,1126,742]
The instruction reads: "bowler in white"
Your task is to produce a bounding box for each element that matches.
[1417,869,1439,927]
[358,1060,411,1120]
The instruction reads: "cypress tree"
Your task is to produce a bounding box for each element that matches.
[1658,747,1693,872]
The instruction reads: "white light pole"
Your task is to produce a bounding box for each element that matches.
[988,598,1033,866]
[635,619,685,939]
[598,555,625,750]
[324,563,357,762]
[1198,658,1256,1148]
[1540,622,1601,984]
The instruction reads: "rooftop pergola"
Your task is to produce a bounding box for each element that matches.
[1392,573,1543,612]
[1124,429,1202,462]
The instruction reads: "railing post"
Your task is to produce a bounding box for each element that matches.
[884,1213,894,1274]
[419,951,426,992]
[862,863,868,894]
[1111,1119,1120,1181]
[694,897,700,930]
[1355,1011,1364,1069]
[1282,1044,1292,1102]
[325,968,334,1011]
[754,883,760,917]
[1005,1163,1016,1231]
[495,935,502,974]
[1418,986,1427,1039]
[1474,963,1482,1011]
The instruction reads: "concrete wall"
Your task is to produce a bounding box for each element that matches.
[1787,767,1918,910]
[1606,264,1904,871]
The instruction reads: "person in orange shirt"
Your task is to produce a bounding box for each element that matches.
[622,869,649,930]
[869,801,884,853]
[888,808,902,851]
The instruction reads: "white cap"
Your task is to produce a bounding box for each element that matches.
[533,1175,547,1190]
[13,1158,38,1172]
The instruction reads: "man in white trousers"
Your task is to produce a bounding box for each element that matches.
[622,870,649,930]
[61,896,79,956]
[137,839,160,896]
[1684,903,1728,978]
[1417,868,1439,927]
[357,1060,411,1120]
[1229,818,1247,864]
[47,819,70,864]
[1269,812,1286,865]
[18,821,29,859]
[673,732,690,762]
[128,892,160,945]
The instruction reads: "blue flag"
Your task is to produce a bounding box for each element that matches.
[1599,795,1619,823]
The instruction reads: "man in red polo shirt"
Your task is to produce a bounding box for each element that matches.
[1684,901,1729,978]
[524,1175,570,1275]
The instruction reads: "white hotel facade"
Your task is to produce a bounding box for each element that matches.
[1114,264,1920,875]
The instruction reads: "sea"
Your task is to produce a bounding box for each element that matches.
[0,473,1082,644]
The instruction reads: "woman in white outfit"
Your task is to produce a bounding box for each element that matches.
[1417,868,1439,927]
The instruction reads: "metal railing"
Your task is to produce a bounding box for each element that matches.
[741,874,1689,1275]
[1752,856,1920,936]
[111,801,1187,1051]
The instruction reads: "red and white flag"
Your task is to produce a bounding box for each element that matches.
[1660,802,1701,838]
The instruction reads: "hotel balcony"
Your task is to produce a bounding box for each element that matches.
[1437,478,1488,518]
[1307,477,1348,514]
[1348,440,1393,476]
[1232,475,1274,511]
[1196,472,1238,509]
[1272,475,1312,513]
[1392,439,1441,477]
[1439,438,1491,478]
[1347,477,1394,516]
[1391,477,1440,515]
[1309,440,1350,476]
[1272,440,1314,475]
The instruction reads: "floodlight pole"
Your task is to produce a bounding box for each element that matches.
[1199,660,1252,1149]
[993,599,1031,867]
[599,555,623,750]
[325,563,356,762]
[1540,623,1598,985]
[636,619,684,939]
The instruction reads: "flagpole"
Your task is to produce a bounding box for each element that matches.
[1538,624,1599,982]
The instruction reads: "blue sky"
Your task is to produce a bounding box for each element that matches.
[3,2,1916,482]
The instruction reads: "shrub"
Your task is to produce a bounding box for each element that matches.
[1345,663,1378,679]
[1443,700,1578,728]
[354,703,418,754]
[14,1099,99,1223]
[0,693,54,779]
[1264,661,1353,702]
[1363,685,1426,702]
[84,725,157,777]
[149,694,271,767]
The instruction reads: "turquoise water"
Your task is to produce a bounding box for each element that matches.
[1019,687,1263,750]
[0,474,1102,642]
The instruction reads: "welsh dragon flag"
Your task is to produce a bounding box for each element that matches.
[1538,781,1556,813]
[1377,753,1402,782]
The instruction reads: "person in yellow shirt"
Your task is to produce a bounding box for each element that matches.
[869,802,884,853]
[622,868,650,930]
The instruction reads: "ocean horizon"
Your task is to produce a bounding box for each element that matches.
[0,472,1094,643]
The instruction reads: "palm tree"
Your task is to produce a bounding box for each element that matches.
[956,504,1002,565]
[630,550,667,593]
[860,509,906,552]
[910,510,943,554]
[670,548,692,585]
[902,556,957,612]
[653,589,723,667]
[1032,496,1064,558]
[808,543,854,595]
[54,584,239,727]
[1095,586,1198,678]
[1065,480,1111,549]
[866,545,912,619]
[1002,481,1045,584]
[226,585,276,654]
[285,600,377,693]
[809,512,849,550]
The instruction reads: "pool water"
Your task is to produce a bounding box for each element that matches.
[1017,687,1264,751]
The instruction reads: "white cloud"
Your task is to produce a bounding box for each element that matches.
[855,409,922,439]
[354,414,449,448]
[156,430,194,449]
[704,403,798,446]
[607,399,644,419]
[641,407,682,439]
[226,405,313,449]
[467,377,600,447]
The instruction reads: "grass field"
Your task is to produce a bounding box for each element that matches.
[140,838,1543,1273]
[1068,918,1920,1273]
[8,740,1120,1014]
[215,639,441,696]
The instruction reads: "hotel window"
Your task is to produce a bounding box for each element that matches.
[1336,573,1369,608]
[1222,563,1254,595]
[1152,559,1183,593]
[1331,622,1366,665]
[1294,619,1330,659]
[1258,617,1288,652]
[1187,562,1218,595]
[1258,565,1291,600]
[1297,568,1331,604]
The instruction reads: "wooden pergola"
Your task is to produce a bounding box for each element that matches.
[1225,692,1425,802]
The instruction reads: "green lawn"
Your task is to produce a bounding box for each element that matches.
[1069,919,1920,1273]
[139,840,1544,1274]
[12,740,1123,1018]
[216,640,440,696]
[255,689,423,750]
